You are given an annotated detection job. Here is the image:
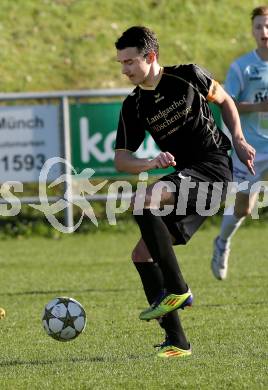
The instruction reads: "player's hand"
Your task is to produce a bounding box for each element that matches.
[233,138,256,175]
[150,152,176,169]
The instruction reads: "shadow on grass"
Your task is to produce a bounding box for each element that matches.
[1,290,267,309]
[0,354,151,367]
[0,357,105,367]
[0,288,128,297]
[199,301,268,308]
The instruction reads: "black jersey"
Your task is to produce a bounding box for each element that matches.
[115,64,232,169]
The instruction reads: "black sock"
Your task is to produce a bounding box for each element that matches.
[134,262,164,304]
[134,210,187,294]
[134,262,189,350]
[159,312,189,349]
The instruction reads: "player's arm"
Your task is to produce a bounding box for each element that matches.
[115,149,176,174]
[224,64,268,113]
[207,80,255,174]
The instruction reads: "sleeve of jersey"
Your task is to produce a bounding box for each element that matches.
[224,63,242,100]
[190,64,213,98]
[115,100,146,153]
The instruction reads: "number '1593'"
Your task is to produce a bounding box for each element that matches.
[0,154,46,171]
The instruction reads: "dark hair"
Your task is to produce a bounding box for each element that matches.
[251,5,268,21]
[115,26,159,58]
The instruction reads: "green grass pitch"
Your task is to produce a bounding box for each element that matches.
[0,223,267,389]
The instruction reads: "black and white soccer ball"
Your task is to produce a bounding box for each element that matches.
[42,297,86,341]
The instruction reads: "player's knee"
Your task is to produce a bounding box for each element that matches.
[235,207,251,218]
[130,191,152,211]
[130,193,136,210]
[131,245,152,263]
[131,247,143,262]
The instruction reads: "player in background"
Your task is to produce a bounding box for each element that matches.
[211,6,268,280]
[114,26,255,358]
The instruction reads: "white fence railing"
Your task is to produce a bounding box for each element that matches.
[0,88,131,232]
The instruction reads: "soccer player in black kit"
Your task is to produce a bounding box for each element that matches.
[114,26,255,358]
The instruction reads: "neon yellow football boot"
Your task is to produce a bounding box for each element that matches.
[139,289,193,321]
[157,344,192,358]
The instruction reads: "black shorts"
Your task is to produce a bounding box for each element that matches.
[159,152,232,245]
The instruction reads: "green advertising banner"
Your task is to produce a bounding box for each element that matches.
[70,102,222,178]
[70,102,170,177]
[71,102,120,177]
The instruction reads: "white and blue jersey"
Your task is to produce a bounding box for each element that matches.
[225,50,268,154]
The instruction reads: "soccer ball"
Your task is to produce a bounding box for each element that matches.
[42,297,86,341]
